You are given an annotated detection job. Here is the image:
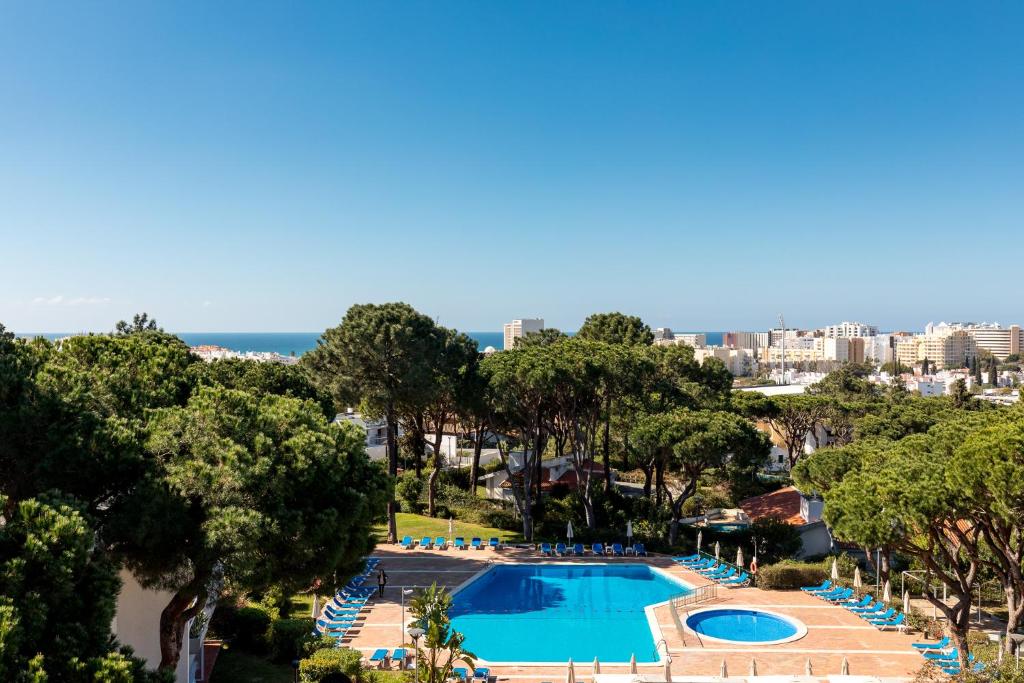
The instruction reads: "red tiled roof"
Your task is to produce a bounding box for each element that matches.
[739,486,805,526]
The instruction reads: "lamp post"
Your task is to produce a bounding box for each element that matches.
[408,627,425,683]
[401,588,414,638]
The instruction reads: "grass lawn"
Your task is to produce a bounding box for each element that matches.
[209,647,295,683]
[374,512,523,544]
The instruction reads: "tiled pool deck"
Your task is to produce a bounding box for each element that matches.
[338,546,925,682]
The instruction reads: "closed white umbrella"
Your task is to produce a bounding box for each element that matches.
[448,517,454,537]
[593,657,600,675]
[840,657,849,675]
[805,658,813,676]
[736,547,744,569]
[831,558,839,581]
[627,520,633,542]
[882,579,891,603]
[903,590,911,615]
[720,659,728,678]
[697,530,703,553]
[629,653,638,674]
[566,658,575,683]
[664,656,672,683]
[311,594,320,619]
[567,521,574,542]
[714,541,721,562]
[853,566,862,590]
[749,658,757,676]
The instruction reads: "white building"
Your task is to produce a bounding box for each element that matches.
[502,318,544,350]
[334,410,392,461]
[112,570,216,683]
[693,346,758,376]
[722,331,769,349]
[820,321,879,338]
[673,333,706,348]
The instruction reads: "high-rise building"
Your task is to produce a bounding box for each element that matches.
[897,330,977,369]
[653,327,674,341]
[723,331,769,349]
[503,318,544,350]
[769,328,803,346]
[820,321,879,338]
[925,322,1022,360]
[673,333,706,348]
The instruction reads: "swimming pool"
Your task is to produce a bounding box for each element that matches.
[450,563,690,663]
[684,608,806,645]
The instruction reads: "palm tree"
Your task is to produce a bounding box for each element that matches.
[410,583,476,683]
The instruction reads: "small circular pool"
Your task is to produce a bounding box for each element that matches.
[684,608,806,645]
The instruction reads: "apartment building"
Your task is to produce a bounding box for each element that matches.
[674,333,706,348]
[925,322,1022,360]
[819,321,879,338]
[896,330,977,368]
[694,346,758,376]
[723,331,770,349]
[502,318,544,350]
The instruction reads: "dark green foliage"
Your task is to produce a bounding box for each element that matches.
[210,605,273,653]
[190,357,335,417]
[576,312,654,346]
[396,470,425,513]
[755,560,828,590]
[267,618,316,662]
[0,494,139,681]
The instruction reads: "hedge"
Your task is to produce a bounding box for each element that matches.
[209,604,274,653]
[756,560,828,590]
[300,647,363,682]
[268,617,317,662]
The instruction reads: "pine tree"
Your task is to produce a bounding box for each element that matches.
[974,356,983,385]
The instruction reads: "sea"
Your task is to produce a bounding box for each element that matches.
[20,330,724,356]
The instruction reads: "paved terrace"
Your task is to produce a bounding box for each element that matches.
[339,546,925,682]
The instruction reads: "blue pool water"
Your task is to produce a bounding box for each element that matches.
[685,609,800,643]
[450,564,690,663]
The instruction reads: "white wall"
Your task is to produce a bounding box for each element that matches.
[112,569,192,683]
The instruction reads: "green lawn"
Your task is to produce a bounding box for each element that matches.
[210,647,295,683]
[375,512,523,544]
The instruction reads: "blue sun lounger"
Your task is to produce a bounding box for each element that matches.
[801,579,832,593]
[392,648,409,669]
[471,537,483,550]
[633,543,647,556]
[572,543,584,556]
[540,542,553,556]
[401,536,415,549]
[592,542,605,555]
[924,648,960,662]
[368,648,390,668]
[453,668,468,682]
[555,542,567,556]
[435,536,447,549]
[612,543,625,556]
[673,554,701,563]
[454,536,466,550]
[913,636,951,650]
[720,571,749,586]
[871,613,906,630]
[473,667,491,682]
[420,536,432,549]
[864,607,895,623]
[489,537,500,550]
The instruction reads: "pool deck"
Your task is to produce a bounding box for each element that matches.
[338,545,926,682]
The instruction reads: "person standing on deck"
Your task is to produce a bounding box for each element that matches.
[377,565,387,597]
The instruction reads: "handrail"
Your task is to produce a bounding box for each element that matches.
[669,583,718,610]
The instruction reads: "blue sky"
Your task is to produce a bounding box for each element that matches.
[1,2,1021,334]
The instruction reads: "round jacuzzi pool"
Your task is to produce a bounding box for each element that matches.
[684,608,807,645]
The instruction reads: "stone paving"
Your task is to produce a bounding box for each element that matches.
[335,546,928,682]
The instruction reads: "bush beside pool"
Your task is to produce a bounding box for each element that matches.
[684,608,807,645]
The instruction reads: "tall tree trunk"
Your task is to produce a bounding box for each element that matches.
[654,460,664,508]
[426,428,445,517]
[468,424,483,494]
[158,583,207,672]
[602,395,612,493]
[386,408,399,543]
[642,463,653,499]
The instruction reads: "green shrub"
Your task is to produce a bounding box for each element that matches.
[268,617,316,662]
[396,471,424,514]
[756,560,828,590]
[299,646,363,682]
[302,634,339,657]
[208,603,274,652]
[233,606,273,652]
[478,507,519,531]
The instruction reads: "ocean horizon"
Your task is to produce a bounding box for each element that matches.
[19,330,726,356]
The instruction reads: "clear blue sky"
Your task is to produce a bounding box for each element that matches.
[1,2,1021,334]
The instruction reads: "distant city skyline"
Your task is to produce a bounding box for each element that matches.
[2,3,1022,333]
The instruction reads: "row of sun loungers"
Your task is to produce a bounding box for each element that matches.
[911,636,986,676]
[802,580,907,631]
[452,666,490,682]
[314,558,380,640]
[672,554,749,587]
[539,542,646,556]
[400,535,502,550]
